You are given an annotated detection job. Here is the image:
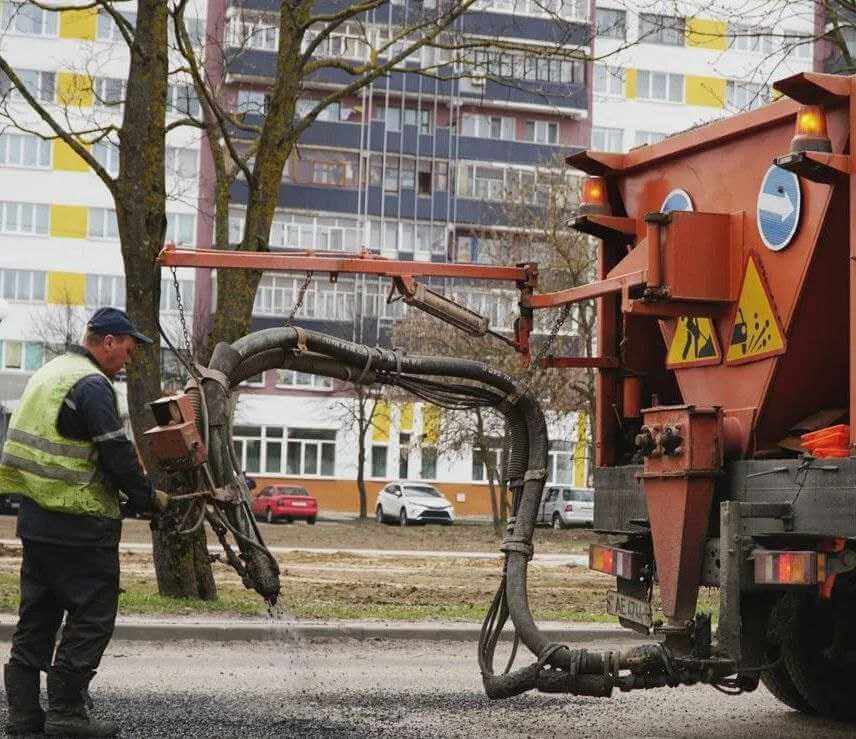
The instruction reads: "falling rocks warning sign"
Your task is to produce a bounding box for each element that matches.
[667,317,721,369]
[726,254,786,365]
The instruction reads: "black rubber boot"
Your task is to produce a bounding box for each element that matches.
[4,662,45,736]
[45,671,118,737]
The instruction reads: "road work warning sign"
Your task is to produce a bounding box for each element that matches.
[667,317,721,368]
[726,254,786,364]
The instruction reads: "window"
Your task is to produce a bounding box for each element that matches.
[547,441,572,484]
[726,80,770,111]
[0,132,50,168]
[167,85,200,117]
[93,77,125,109]
[782,31,812,60]
[472,447,500,482]
[402,108,432,134]
[2,2,57,36]
[384,160,399,193]
[0,69,55,102]
[417,161,432,196]
[276,369,333,390]
[96,9,135,41]
[634,130,666,147]
[166,147,198,179]
[226,14,278,51]
[463,49,584,85]
[0,340,43,372]
[88,208,119,240]
[595,7,625,39]
[165,212,195,244]
[286,149,358,188]
[86,274,126,309]
[398,433,410,478]
[729,24,774,54]
[159,278,193,311]
[433,161,448,193]
[0,201,49,235]
[371,445,387,478]
[420,447,437,479]
[0,269,46,301]
[593,65,624,97]
[522,120,558,144]
[591,126,623,153]
[639,13,685,46]
[636,70,684,103]
[385,106,401,132]
[236,89,270,115]
[286,428,336,476]
[92,141,120,176]
[461,113,515,140]
[233,425,262,474]
[240,372,265,387]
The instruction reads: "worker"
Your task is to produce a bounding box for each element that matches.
[0,307,170,737]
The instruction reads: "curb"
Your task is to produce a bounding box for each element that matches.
[0,620,642,645]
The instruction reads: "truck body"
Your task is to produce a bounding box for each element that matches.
[570,71,856,718]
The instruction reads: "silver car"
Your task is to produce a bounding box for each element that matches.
[537,486,594,529]
[375,481,455,526]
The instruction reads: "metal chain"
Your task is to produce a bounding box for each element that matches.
[171,266,194,365]
[284,271,313,326]
[519,303,572,394]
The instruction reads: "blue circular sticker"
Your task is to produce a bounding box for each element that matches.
[661,189,693,214]
[757,165,800,252]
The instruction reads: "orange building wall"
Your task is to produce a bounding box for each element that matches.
[248,476,502,516]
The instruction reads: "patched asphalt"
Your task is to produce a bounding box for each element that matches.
[0,638,852,737]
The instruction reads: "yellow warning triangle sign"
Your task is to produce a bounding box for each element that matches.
[667,316,721,368]
[726,254,786,364]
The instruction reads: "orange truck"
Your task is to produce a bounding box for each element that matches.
[561,70,856,718]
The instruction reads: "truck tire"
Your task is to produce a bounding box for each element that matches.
[760,665,815,714]
[772,591,856,719]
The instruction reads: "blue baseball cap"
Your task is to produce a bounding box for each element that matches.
[87,307,153,345]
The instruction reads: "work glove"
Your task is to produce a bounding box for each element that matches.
[152,489,171,512]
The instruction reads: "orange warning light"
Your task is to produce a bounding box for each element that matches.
[579,176,610,215]
[791,105,831,153]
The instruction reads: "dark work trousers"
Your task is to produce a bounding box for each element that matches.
[9,539,119,677]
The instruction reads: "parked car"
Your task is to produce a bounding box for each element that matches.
[251,485,318,524]
[536,486,594,529]
[375,481,455,526]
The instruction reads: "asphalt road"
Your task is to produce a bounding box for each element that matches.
[1,638,853,738]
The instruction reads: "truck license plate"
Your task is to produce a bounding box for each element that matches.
[606,591,652,628]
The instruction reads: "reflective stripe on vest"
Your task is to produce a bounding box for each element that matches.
[0,352,121,519]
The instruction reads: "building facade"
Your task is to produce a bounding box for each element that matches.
[590,1,816,153]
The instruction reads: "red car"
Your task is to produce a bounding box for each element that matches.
[251,485,318,524]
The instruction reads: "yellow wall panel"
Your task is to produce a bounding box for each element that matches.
[47,272,85,305]
[423,405,440,445]
[625,68,637,99]
[53,140,89,172]
[400,403,413,431]
[59,8,97,40]
[373,400,390,443]
[686,18,727,50]
[56,72,93,108]
[49,205,88,239]
[685,76,726,107]
[572,412,588,488]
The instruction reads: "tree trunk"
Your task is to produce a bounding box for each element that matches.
[118,0,214,598]
[475,409,500,533]
[356,388,368,519]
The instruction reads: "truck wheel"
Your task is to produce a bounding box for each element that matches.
[761,664,815,714]
[772,591,856,719]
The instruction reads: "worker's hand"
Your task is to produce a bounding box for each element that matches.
[152,489,171,512]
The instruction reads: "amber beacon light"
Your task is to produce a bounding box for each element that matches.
[579,175,610,215]
[791,105,831,153]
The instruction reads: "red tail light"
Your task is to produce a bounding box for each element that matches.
[589,544,646,580]
[753,550,826,585]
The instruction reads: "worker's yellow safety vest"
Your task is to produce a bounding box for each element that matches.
[0,353,121,519]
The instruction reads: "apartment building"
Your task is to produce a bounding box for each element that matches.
[0,0,594,516]
[591,1,816,153]
[0,2,203,419]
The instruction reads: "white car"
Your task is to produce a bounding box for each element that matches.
[536,486,594,528]
[375,481,455,526]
